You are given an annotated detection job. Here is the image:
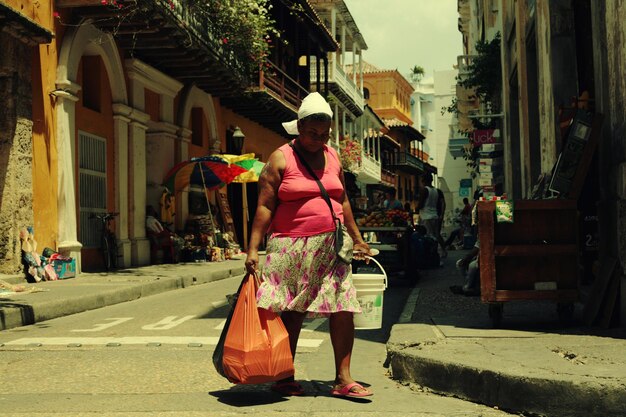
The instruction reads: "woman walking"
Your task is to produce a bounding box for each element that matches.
[245,92,373,398]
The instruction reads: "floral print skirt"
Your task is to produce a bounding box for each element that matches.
[256,232,361,317]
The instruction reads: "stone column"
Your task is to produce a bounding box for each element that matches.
[54,80,83,269]
[128,111,150,266]
[175,128,191,231]
[146,122,178,210]
[111,103,131,267]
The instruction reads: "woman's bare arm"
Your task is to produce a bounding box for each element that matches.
[338,169,370,254]
[245,150,284,273]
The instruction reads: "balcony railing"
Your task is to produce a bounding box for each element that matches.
[409,148,428,161]
[449,137,470,159]
[381,169,397,187]
[259,61,309,111]
[356,154,382,185]
[388,151,424,173]
[145,0,247,73]
[56,0,251,94]
[457,55,477,78]
[310,55,364,110]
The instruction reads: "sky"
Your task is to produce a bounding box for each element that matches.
[342,0,463,79]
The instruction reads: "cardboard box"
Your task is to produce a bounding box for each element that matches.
[478,157,503,166]
[52,259,76,279]
[480,171,498,179]
[480,143,503,152]
[477,150,504,158]
[478,177,503,187]
[479,164,504,173]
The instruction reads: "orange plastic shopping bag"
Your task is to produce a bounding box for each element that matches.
[218,273,294,384]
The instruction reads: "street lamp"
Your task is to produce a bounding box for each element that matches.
[229,126,250,250]
[231,126,245,154]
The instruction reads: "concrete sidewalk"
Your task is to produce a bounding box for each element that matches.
[0,260,246,331]
[387,251,626,417]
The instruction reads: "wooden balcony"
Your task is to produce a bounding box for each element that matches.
[310,56,364,117]
[221,61,310,136]
[57,0,334,136]
[55,0,253,96]
[387,151,425,174]
[380,169,397,188]
[356,154,382,184]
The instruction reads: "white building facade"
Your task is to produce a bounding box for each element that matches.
[412,69,472,229]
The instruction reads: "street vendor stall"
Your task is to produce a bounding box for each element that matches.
[162,155,250,262]
[357,210,413,277]
[477,110,604,327]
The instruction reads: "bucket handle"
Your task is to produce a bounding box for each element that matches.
[360,255,388,288]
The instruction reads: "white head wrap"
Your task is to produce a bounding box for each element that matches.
[282,92,333,135]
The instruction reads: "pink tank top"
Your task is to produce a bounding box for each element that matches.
[270,142,345,237]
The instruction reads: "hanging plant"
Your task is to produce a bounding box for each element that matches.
[459,32,502,122]
[442,32,501,125]
[339,135,362,173]
[441,33,502,175]
[182,0,281,78]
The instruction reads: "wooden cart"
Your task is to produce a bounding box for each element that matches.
[478,199,580,327]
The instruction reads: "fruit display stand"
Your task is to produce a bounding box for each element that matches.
[358,227,408,275]
[477,199,580,327]
[356,210,413,276]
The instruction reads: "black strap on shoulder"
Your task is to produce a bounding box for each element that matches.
[289,142,338,221]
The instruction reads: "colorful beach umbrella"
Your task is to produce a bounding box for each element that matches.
[162,155,248,192]
[217,154,266,249]
[232,159,265,183]
[218,153,265,183]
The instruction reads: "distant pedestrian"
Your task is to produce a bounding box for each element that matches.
[383,189,403,211]
[416,172,447,258]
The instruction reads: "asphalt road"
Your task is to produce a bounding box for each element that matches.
[0,274,517,416]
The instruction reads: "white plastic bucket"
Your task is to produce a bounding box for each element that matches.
[353,256,388,330]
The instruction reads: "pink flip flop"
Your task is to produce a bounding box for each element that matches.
[330,382,373,398]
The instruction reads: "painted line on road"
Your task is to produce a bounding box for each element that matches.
[215,318,325,333]
[72,318,133,332]
[2,336,324,348]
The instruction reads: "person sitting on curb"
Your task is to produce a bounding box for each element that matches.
[146,205,178,264]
